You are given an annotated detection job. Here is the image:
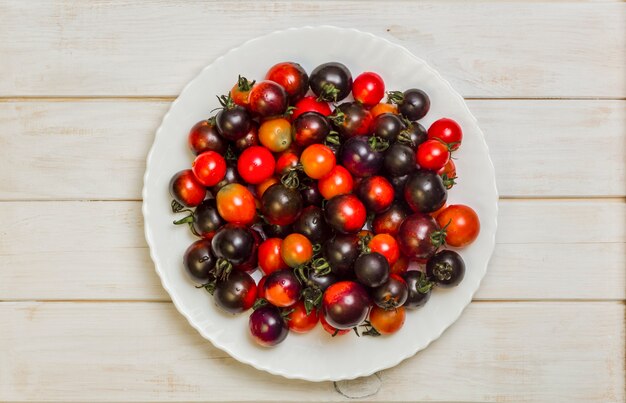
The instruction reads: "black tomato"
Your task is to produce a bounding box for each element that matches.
[211,224,256,265]
[398,121,428,150]
[389,89,430,121]
[234,227,261,273]
[186,199,224,239]
[183,239,216,282]
[213,270,257,314]
[210,160,241,195]
[426,250,465,288]
[169,169,206,207]
[292,112,331,147]
[384,143,416,177]
[262,222,293,238]
[293,205,332,244]
[404,169,448,213]
[309,62,353,102]
[373,113,405,142]
[332,102,373,138]
[216,104,252,141]
[403,270,433,309]
[188,119,228,155]
[340,136,384,178]
[261,183,303,226]
[397,213,443,260]
[324,194,367,234]
[372,201,410,237]
[355,175,395,214]
[248,80,289,118]
[249,305,289,347]
[322,281,371,329]
[306,270,339,292]
[301,183,324,207]
[323,234,360,277]
[354,252,390,287]
[234,120,260,151]
[372,274,409,309]
[389,174,411,200]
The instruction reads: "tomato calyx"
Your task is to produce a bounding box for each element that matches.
[214,257,234,281]
[196,280,217,295]
[431,262,455,282]
[328,109,346,126]
[324,131,341,146]
[441,173,457,189]
[414,270,435,294]
[386,90,404,105]
[301,286,323,315]
[368,135,389,152]
[430,221,450,248]
[237,75,256,92]
[283,105,297,118]
[359,320,382,337]
[171,199,188,213]
[252,297,269,310]
[280,166,304,189]
[317,83,340,102]
[215,93,236,110]
[358,233,373,255]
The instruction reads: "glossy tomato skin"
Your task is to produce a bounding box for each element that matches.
[354,252,390,287]
[300,144,336,180]
[249,305,288,347]
[259,118,292,153]
[394,89,430,121]
[293,205,332,244]
[307,270,339,292]
[370,102,398,119]
[191,199,224,239]
[291,96,332,121]
[209,160,240,194]
[292,112,331,147]
[324,194,367,234]
[372,201,410,236]
[286,301,319,333]
[216,183,256,225]
[192,151,227,187]
[188,119,228,155]
[320,313,350,336]
[355,175,394,214]
[333,102,373,138]
[416,139,450,172]
[399,121,428,150]
[436,204,480,247]
[323,234,360,277]
[389,174,411,200]
[428,118,463,150]
[275,151,300,176]
[384,143,416,177]
[281,233,313,268]
[214,270,257,314]
[352,72,385,107]
[216,105,252,141]
[265,62,309,103]
[397,213,442,260]
[426,250,465,287]
[309,62,353,102]
[340,136,383,177]
[262,222,292,239]
[264,269,302,307]
[372,274,408,309]
[183,239,216,282]
[403,270,432,308]
[169,169,206,207]
[368,233,400,266]
[318,165,354,200]
[369,305,406,335]
[234,120,260,151]
[233,227,261,273]
[248,80,288,117]
[261,183,303,226]
[211,224,256,265]
[404,170,448,213]
[373,113,405,142]
[322,281,371,329]
[258,238,288,275]
[301,183,324,207]
[255,176,279,198]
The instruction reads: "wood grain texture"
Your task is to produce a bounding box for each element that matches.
[1,199,623,301]
[0,301,623,403]
[0,1,624,97]
[1,99,624,200]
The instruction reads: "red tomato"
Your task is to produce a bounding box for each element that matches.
[325,194,367,234]
[369,305,405,335]
[354,175,395,214]
[431,203,448,219]
[291,96,332,121]
[300,144,336,179]
[320,314,350,336]
[437,159,457,189]
[416,139,450,171]
[368,233,400,266]
[187,119,228,155]
[265,62,309,102]
[230,76,255,107]
[436,204,480,247]
[281,233,313,268]
[192,151,227,187]
[318,165,354,200]
[370,102,398,119]
[258,238,289,275]
[286,301,319,333]
[275,151,300,176]
[259,118,292,153]
[428,118,463,150]
[352,72,385,107]
[169,169,206,207]
[257,276,267,299]
[237,146,276,185]
[215,183,257,225]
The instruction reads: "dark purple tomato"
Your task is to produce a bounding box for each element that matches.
[261,183,303,226]
[306,270,339,292]
[293,112,331,147]
[234,227,261,273]
[403,270,433,309]
[332,102,373,138]
[249,305,289,347]
[234,120,259,151]
[323,234,360,277]
[372,201,410,236]
[210,160,241,195]
[404,169,448,213]
[397,213,442,260]
[293,205,332,244]
[211,224,256,265]
[355,175,395,214]
[324,194,367,234]
[301,183,324,207]
[373,113,405,142]
[340,136,384,178]
[354,252,389,287]
[398,121,428,150]
[322,281,371,329]
[264,269,302,307]
[183,239,216,282]
[188,119,228,155]
[389,174,411,200]
[384,143,416,177]
[309,62,353,102]
[213,270,257,314]
[426,250,465,288]
[389,89,430,121]
[169,169,207,207]
[248,80,288,118]
[262,223,293,239]
[372,274,408,309]
[216,104,252,141]
[189,199,224,239]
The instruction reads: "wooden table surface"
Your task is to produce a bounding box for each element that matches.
[1,1,624,402]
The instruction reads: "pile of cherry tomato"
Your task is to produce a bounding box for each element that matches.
[169,61,480,346]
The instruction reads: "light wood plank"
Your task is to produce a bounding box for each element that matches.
[0,1,624,97]
[1,199,623,301]
[0,301,622,402]
[1,100,623,200]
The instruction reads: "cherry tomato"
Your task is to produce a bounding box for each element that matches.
[322,281,371,329]
[369,305,406,335]
[191,151,227,187]
[397,213,442,260]
[431,203,448,219]
[255,176,279,198]
[372,201,410,236]
[258,238,289,275]
[169,169,206,207]
[437,159,457,189]
[300,144,336,180]
[324,194,367,234]
[236,146,275,185]
[259,118,292,152]
[416,139,450,172]
[275,151,300,176]
[333,102,373,138]
[428,118,463,150]
[310,62,353,102]
[215,183,256,225]
[352,72,385,107]
[320,314,350,336]
[213,270,257,314]
[286,301,319,333]
[291,96,332,121]
[248,80,288,117]
[372,274,408,309]
[261,183,303,226]
[234,120,260,152]
[230,75,255,107]
[368,233,400,266]
[265,62,309,103]
[318,165,354,200]
[355,175,394,213]
[257,276,268,299]
[249,305,288,347]
[281,233,313,268]
[292,112,331,147]
[436,204,480,247]
[188,119,228,155]
[370,102,398,119]
[264,269,302,307]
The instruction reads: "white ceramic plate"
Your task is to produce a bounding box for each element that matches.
[143,26,498,382]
